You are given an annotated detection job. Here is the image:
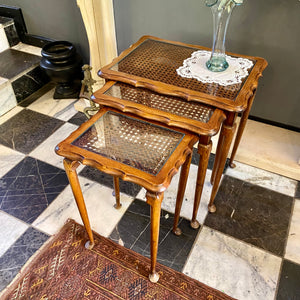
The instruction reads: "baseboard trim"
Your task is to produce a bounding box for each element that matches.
[248,115,300,133]
[23,34,54,48]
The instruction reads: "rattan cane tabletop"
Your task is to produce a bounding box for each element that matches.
[99,36,267,112]
[56,107,197,192]
[93,81,225,136]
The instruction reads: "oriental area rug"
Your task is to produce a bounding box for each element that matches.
[0,219,235,300]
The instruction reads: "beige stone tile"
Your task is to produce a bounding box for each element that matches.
[233,120,300,180]
[212,119,300,180]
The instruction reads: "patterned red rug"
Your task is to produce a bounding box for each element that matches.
[1,219,235,299]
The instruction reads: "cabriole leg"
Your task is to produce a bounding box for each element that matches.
[208,117,237,213]
[210,130,223,186]
[191,136,212,228]
[113,176,122,209]
[146,191,163,283]
[173,152,192,236]
[63,158,95,249]
[229,91,256,168]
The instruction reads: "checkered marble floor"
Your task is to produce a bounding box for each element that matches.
[0,87,299,299]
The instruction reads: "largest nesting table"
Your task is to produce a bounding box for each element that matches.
[97,35,267,214]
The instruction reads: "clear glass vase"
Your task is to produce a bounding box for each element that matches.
[205,0,239,72]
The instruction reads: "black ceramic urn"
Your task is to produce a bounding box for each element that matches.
[40,41,82,99]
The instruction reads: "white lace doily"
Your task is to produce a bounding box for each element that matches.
[176,50,254,86]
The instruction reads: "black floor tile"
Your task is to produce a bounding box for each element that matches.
[276,260,300,300]
[192,148,229,172]
[204,175,294,256]
[110,200,151,247]
[12,66,50,103]
[0,16,13,26]
[68,111,88,126]
[0,157,69,223]
[0,109,64,154]
[18,82,55,107]
[109,199,200,271]
[0,227,49,292]
[0,49,40,79]
[79,165,141,198]
[4,23,20,47]
[295,181,300,199]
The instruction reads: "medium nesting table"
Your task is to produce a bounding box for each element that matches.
[55,107,197,283]
[98,35,267,215]
[93,81,225,229]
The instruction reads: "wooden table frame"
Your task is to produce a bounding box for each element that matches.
[55,107,198,283]
[97,36,268,214]
[93,81,225,228]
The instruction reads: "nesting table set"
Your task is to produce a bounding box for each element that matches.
[56,36,267,282]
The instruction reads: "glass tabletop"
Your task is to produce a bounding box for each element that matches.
[71,111,184,175]
[109,39,255,101]
[104,82,214,123]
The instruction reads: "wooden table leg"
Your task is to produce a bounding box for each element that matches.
[113,176,122,209]
[210,128,223,186]
[172,152,192,236]
[190,136,212,229]
[63,158,95,249]
[229,90,256,168]
[208,114,237,213]
[146,191,163,283]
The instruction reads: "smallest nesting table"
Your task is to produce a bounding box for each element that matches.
[55,107,197,283]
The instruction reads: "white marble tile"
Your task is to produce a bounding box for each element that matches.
[183,226,282,300]
[29,122,78,169]
[225,161,297,197]
[0,145,25,177]
[0,77,7,85]
[0,79,17,117]
[27,88,77,120]
[55,102,79,121]
[0,28,9,53]
[285,199,300,265]
[33,176,134,237]
[0,106,23,125]
[136,165,221,224]
[11,43,42,56]
[0,211,28,257]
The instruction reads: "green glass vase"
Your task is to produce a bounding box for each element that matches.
[205,0,241,72]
